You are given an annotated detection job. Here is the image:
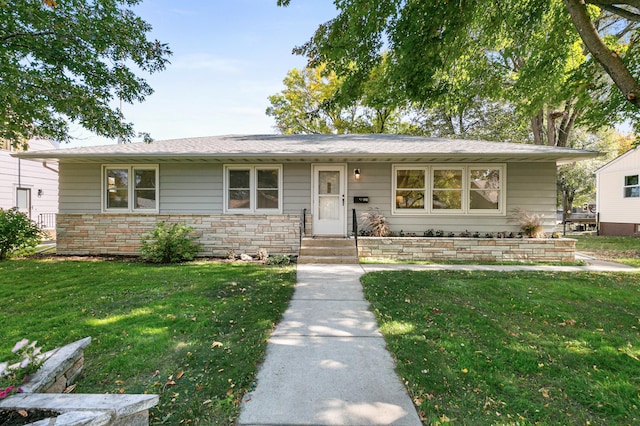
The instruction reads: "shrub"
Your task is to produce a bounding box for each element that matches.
[0,208,45,260]
[265,254,293,265]
[359,208,390,237]
[510,208,545,238]
[139,222,201,263]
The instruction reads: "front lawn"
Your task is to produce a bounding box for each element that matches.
[573,235,640,267]
[0,258,296,424]
[362,270,640,425]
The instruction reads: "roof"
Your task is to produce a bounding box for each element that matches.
[594,145,640,174]
[13,134,600,164]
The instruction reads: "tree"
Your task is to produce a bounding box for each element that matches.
[269,62,532,140]
[267,62,408,134]
[278,0,639,134]
[0,0,171,147]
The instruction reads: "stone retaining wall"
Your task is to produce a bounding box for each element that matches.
[358,237,576,263]
[57,213,301,257]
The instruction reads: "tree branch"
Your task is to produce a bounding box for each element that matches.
[588,2,640,22]
[565,0,640,107]
[0,31,58,42]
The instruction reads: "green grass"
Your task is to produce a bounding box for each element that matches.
[361,270,640,425]
[573,235,640,267]
[0,259,296,424]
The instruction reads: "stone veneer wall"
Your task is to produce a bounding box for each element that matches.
[57,213,301,257]
[358,237,576,263]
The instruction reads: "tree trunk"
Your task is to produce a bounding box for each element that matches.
[531,110,545,145]
[557,106,579,147]
[565,0,640,108]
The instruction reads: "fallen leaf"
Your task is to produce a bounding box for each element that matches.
[63,384,77,393]
[152,370,160,378]
[195,384,204,391]
[202,399,212,405]
[115,380,125,384]
[212,341,223,348]
[18,410,28,418]
[176,370,184,380]
[461,368,469,374]
[166,380,176,386]
[118,388,125,394]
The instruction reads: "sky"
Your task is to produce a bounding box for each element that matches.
[67,1,338,148]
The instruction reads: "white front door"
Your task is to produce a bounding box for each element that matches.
[312,164,347,236]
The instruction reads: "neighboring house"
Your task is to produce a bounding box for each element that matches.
[1,139,59,236]
[14,134,597,256]
[595,145,640,236]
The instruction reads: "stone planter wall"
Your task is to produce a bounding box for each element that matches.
[357,237,576,263]
[0,337,159,426]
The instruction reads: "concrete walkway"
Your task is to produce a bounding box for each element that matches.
[238,256,637,426]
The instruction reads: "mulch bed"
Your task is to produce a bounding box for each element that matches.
[0,409,60,426]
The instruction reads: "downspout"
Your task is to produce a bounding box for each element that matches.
[42,161,59,174]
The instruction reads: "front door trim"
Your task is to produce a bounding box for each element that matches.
[311,163,347,236]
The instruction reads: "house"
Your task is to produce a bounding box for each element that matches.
[1,139,59,237]
[595,145,640,236]
[14,134,598,259]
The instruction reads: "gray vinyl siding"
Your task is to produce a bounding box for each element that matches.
[59,163,101,213]
[283,163,311,213]
[160,163,222,213]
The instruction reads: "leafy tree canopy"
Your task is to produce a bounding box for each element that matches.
[0,0,171,146]
[278,0,640,134]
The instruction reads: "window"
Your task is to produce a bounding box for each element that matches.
[432,168,463,211]
[224,165,282,213]
[104,165,158,212]
[469,167,502,211]
[624,175,639,198]
[393,164,504,215]
[395,168,425,210]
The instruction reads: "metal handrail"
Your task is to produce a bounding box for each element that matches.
[352,208,358,248]
[36,213,56,230]
[299,208,306,246]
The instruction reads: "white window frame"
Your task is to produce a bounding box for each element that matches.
[223,165,283,214]
[624,174,639,198]
[392,164,505,215]
[102,165,159,213]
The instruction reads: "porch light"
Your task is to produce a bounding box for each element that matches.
[37,189,43,197]
[354,168,361,180]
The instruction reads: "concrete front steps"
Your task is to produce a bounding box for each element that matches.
[298,237,359,264]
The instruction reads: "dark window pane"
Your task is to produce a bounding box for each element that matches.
[230,170,250,188]
[470,169,500,190]
[229,189,250,209]
[433,190,462,209]
[625,175,639,186]
[258,169,279,189]
[107,189,129,208]
[396,190,425,209]
[625,187,640,198]
[135,169,156,189]
[257,190,279,209]
[397,169,424,188]
[433,170,462,189]
[135,190,156,209]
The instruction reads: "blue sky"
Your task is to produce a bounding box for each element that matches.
[68,1,338,147]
